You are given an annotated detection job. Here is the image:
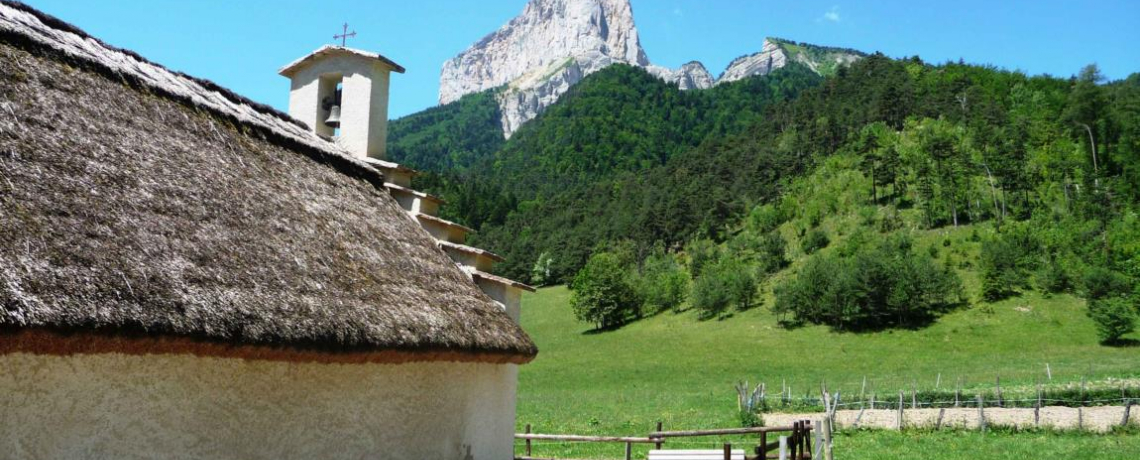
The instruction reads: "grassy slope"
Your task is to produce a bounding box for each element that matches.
[515,284,1139,457]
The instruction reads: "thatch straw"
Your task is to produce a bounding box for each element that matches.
[0,2,536,363]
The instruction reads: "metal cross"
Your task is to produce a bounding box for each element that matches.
[334,23,357,47]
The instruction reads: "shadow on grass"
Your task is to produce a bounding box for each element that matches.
[1103,338,1140,348]
[578,305,697,334]
[581,323,626,335]
[772,300,973,333]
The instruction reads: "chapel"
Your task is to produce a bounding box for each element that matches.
[0,2,534,459]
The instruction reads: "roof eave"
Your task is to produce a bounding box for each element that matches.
[0,327,537,365]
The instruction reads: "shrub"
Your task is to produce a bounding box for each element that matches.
[837,228,871,257]
[739,410,764,428]
[979,233,1036,302]
[774,234,962,331]
[1036,259,1071,294]
[1081,267,1133,301]
[1087,296,1136,344]
[801,229,830,254]
[692,258,757,319]
[570,252,641,329]
[877,207,903,233]
[747,204,784,234]
[635,250,690,313]
[685,238,721,279]
[531,252,555,286]
[755,232,789,275]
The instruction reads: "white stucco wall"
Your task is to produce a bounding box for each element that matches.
[0,353,518,460]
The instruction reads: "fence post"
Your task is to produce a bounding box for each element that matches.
[996,376,1003,408]
[911,383,918,409]
[897,391,904,430]
[761,383,767,411]
[655,421,663,450]
[813,419,823,460]
[626,441,632,460]
[1122,399,1133,427]
[1078,407,1084,431]
[804,419,813,459]
[792,421,800,460]
[804,420,812,459]
[1034,400,1041,428]
[822,418,834,460]
[525,423,532,457]
[725,442,733,460]
[778,437,788,460]
[1081,376,1088,404]
[761,430,768,460]
[936,408,945,430]
[828,392,840,435]
[954,378,961,408]
[978,394,986,433]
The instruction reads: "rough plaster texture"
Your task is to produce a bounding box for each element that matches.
[0,353,518,460]
[286,54,392,160]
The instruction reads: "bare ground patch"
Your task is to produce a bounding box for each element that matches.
[767,406,1132,433]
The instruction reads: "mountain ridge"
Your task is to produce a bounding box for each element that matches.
[439,0,865,137]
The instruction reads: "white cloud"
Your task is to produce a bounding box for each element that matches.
[821,6,841,23]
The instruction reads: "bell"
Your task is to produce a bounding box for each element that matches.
[323,104,342,128]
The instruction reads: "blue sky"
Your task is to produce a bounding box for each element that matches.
[24,1,1140,119]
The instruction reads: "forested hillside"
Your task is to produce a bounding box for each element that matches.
[559,57,1139,341]
[489,63,822,199]
[390,53,1139,340]
[387,90,504,174]
[389,62,825,274]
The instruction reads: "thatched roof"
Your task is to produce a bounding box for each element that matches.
[0,1,535,364]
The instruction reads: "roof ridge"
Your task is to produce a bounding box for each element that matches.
[0,0,386,190]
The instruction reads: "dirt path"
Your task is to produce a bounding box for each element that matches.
[767,406,1132,433]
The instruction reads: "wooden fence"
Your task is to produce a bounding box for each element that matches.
[516,420,833,460]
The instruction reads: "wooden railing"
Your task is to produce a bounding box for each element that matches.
[517,420,825,460]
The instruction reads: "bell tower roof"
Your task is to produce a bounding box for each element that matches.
[278,45,405,78]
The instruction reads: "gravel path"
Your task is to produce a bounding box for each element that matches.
[767,406,1133,433]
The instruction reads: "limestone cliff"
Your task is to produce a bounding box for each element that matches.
[647,61,714,91]
[717,39,788,85]
[718,38,864,85]
[440,0,650,137]
[439,0,864,136]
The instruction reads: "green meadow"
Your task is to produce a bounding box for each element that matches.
[514,286,1140,458]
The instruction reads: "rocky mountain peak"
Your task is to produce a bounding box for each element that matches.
[718,38,786,84]
[439,2,865,137]
[648,61,714,91]
[439,0,646,107]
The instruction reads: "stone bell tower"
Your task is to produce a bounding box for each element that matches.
[279,46,405,159]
